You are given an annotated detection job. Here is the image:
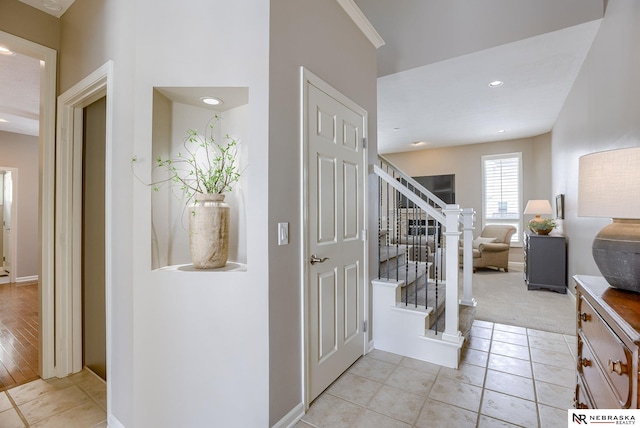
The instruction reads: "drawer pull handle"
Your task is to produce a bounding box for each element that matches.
[608,359,627,376]
[578,357,591,368]
[579,312,591,322]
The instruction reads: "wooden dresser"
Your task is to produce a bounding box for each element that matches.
[575,275,640,409]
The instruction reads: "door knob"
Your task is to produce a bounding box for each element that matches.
[310,254,329,265]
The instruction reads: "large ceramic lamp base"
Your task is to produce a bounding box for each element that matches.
[528,216,552,235]
[593,219,640,292]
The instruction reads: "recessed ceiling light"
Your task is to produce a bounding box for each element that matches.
[0,46,14,56]
[411,141,426,146]
[497,129,506,133]
[393,127,400,131]
[488,80,504,88]
[0,119,9,123]
[42,0,63,11]
[201,97,223,106]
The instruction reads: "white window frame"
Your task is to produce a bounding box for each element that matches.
[481,152,523,246]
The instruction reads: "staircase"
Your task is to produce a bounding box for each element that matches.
[372,155,476,369]
[378,239,445,331]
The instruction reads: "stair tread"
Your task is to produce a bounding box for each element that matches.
[400,280,446,328]
[381,262,428,283]
[378,246,407,262]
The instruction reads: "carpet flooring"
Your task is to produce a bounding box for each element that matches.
[466,266,576,335]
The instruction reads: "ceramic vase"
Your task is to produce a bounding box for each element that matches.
[189,193,229,268]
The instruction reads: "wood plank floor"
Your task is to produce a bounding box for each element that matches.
[0,280,39,391]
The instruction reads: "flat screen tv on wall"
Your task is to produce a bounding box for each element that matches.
[399,174,455,207]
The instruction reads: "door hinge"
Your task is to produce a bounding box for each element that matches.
[363,320,367,333]
[362,137,367,149]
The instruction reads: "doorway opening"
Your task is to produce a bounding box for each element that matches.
[82,97,107,381]
[0,169,17,284]
[0,30,57,382]
[56,61,113,412]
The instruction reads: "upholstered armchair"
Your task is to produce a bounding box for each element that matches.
[459,224,517,272]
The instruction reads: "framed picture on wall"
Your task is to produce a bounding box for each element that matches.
[556,194,564,219]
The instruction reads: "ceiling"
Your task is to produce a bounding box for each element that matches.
[355,0,604,153]
[154,87,249,113]
[0,49,40,136]
[1,1,605,152]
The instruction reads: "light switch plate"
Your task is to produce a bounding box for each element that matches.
[278,222,289,245]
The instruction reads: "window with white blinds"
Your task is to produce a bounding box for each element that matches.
[482,153,522,244]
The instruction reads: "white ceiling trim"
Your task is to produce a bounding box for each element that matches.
[336,0,385,49]
[17,0,75,18]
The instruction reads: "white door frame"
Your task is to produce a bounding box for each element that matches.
[300,67,369,407]
[0,168,18,283]
[0,30,57,379]
[55,62,113,392]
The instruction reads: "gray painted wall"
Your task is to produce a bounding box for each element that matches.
[552,0,640,290]
[0,0,60,51]
[0,131,39,279]
[269,0,378,423]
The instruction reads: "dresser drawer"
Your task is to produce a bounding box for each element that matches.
[575,374,593,409]
[578,334,624,408]
[578,296,633,407]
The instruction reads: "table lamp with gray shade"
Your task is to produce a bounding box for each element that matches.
[578,147,640,292]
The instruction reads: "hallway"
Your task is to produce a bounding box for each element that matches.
[0,281,106,427]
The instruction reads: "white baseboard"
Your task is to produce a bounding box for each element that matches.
[16,275,38,284]
[108,414,126,428]
[272,401,305,428]
[366,339,375,354]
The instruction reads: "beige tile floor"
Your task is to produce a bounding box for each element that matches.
[297,320,577,428]
[0,321,574,427]
[0,369,106,428]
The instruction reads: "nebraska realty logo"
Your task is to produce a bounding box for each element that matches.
[569,410,639,426]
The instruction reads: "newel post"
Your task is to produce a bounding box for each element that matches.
[442,204,462,341]
[460,208,476,307]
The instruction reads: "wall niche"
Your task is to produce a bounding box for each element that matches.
[150,87,248,271]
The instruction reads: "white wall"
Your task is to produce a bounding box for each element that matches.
[132,1,269,426]
[0,131,39,279]
[552,0,640,289]
[60,0,269,426]
[61,1,137,424]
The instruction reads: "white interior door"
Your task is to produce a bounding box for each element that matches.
[304,70,367,402]
[3,171,12,275]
